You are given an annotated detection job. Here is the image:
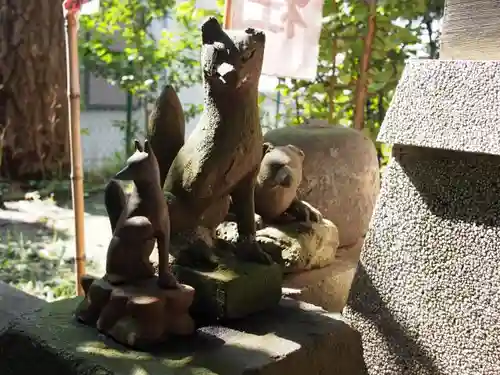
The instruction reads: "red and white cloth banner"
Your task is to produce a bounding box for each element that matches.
[228,0,325,80]
[63,0,100,15]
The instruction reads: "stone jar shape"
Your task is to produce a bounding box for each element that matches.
[264,119,380,248]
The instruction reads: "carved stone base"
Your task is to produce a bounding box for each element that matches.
[173,257,283,323]
[74,275,195,349]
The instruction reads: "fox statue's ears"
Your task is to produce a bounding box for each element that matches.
[133,139,152,157]
[134,139,143,152]
[144,139,151,154]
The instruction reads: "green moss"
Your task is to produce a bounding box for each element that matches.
[173,256,282,322]
[0,298,220,375]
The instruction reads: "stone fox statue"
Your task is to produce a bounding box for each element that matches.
[161,17,272,265]
[104,139,178,289]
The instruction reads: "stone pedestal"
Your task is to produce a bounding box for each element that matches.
[173,260,282,322]
[75,276,195,349]
[0,297,367,375]
[343,59,500,375]
[285,239,362,312]
[215,216,341,314]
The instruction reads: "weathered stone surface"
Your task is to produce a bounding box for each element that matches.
[378,59,500,156]
[148,84,185,187]
[75,276,195,349]
[285,238,362,312]
[440,0,500,60]
[264,122,379,247]
[215,215,264,243]
[217,217,339,273]
[344,145,500,375]
[256,218,339,272]
[173,255,282,322]
[161,18,272,267]
[254,143,305,222]
[0,297,368,375]
[0,281,45,335]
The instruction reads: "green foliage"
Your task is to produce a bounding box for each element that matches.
[275,0,444,166]
[0,226,75,301]
[0,193,105,302]
[78,0,444,169]
[79,0,218,118]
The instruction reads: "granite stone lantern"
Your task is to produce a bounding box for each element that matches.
[343,1,500,374]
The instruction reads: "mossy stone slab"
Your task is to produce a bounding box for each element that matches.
[0,297,366,375]
[172,259,282,322]
[0,281,45,335]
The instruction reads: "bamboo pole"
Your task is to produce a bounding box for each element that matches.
[223,0,232,29]
[64,9,86,297]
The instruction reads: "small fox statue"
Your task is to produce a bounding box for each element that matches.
[103,139,178,289]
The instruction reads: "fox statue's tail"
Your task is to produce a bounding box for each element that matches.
[104,85,185,233]
[104,179,127,233]
[147,85,186,189]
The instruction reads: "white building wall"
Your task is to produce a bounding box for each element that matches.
[80,86,281,171]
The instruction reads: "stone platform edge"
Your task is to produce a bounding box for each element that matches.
[377,59,500,156]
[0,297,368,375]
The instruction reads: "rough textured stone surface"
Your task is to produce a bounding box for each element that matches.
[217,218,339,273]
[344,145,500,375]
[440,0,500,60]
[378,59,500,156]
[265,122,379,247]
[74,276,195,349]
[173,258,282,322]
[257,219,339,272]
[285,239,362,313]
[0,297,367,375]
[0,281,45,335]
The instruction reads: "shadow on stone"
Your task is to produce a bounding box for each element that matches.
[344,145,500,374]
[395,145,500,226]
[0,297,367,375]
[348,264,440,374]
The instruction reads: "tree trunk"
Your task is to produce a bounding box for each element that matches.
[0,0,69,180]
[352,0,377,131]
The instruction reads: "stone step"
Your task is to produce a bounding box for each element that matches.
[0,296,367,375]
[0,281,45,335]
